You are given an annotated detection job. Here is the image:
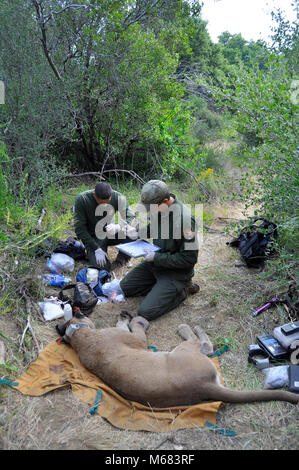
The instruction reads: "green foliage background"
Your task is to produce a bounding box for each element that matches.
[0,0,298,275]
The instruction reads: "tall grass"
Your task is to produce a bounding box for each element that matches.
[0,142,72,254]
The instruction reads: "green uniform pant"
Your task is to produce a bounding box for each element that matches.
[86,235,131,271]
[120,261,187,321]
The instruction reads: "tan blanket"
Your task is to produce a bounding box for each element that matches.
[12,339,225,432]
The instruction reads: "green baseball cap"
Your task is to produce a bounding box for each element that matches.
[140,180,170,209]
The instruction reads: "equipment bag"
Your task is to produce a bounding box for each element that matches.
[227,217,278,268]
[53,237,86,261]
[58,282,98,316]
[76,266,111,297]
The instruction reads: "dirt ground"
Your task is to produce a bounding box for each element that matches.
[0,200,298,451]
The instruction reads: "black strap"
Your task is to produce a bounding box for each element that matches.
[58,284,76,303]
[59,283,76,292]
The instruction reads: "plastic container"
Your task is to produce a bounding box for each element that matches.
[273,322,299,350]
[39,274,72,287]
[63,303,73,321]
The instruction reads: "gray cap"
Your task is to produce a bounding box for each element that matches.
[141,180,170,207]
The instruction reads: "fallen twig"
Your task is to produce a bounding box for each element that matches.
[203,225,226,234]
[215,217,242,221]
[19,313,40,354]
[19,290,41,353]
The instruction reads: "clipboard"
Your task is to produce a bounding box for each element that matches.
[115,240,161,258]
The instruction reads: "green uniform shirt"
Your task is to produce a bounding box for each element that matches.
[145,195,198,281]
[74,190,135,251]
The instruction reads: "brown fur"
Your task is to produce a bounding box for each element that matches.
[57,312,299,408]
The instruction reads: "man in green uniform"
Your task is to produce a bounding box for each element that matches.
[119,180,199,320]
[74,182,137,271]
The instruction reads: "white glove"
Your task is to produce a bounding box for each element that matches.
[124,224,139,240]
[106,223,121,238]
[95,247,108,267]
[144,249,155,262]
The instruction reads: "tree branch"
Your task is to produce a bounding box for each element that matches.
[32,0,63,80]
[123,0,163,30]
[102,169,145,185]
[43,3,90,24]
[59,169,145,184]
[60,171,106,180]
[178,165,211,198]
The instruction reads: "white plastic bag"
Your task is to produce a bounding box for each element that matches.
[50,253,75,272]
[262,366,289,389]
[39,300,65,321]
[101,279,125,303]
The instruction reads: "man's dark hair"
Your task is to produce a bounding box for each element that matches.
[95,182,112,200]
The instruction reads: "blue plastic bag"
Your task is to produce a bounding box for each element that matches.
[76,266,111,296]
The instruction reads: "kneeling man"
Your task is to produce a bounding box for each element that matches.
[74,182,136,271]
[120,180,199,320]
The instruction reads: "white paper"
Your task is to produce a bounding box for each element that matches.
[115,240,161,258]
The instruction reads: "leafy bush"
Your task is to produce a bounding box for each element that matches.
[211,50,298,276]
[218,55,298,219]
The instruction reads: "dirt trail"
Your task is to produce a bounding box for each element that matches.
[0,199,298,451]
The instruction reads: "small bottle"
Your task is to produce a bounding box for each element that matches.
[39,274,72,287]
[63,303,73,321]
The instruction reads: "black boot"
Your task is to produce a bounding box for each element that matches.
[185,281,200,295]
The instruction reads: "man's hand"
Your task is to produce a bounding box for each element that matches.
[123,224,139,240]
[106,223,121,238]
[95,247,108,267]
[144,249,155,262]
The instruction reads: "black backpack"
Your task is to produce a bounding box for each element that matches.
[58,282,98,316]
[227,217,278,268]
[53,237,86,261]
